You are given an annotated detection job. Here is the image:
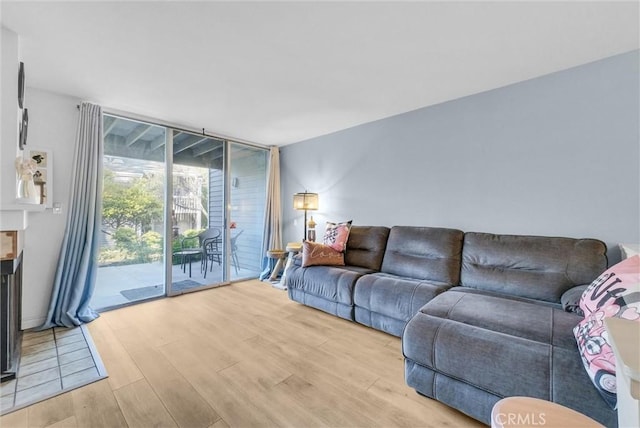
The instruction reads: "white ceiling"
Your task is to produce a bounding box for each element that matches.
[1,1,638,146]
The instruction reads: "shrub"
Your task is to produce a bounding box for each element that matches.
[113,227,137,251]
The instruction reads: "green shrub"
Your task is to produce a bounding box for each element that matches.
[101,228,207,266]
[97,248,129,266]
[113,227,137,251]
[107,227,165,264]
[139,231,163,262]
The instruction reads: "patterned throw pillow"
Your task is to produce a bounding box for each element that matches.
[573,255,640,408]
[579,255,640,317]
[322,220,352,252]
[301,241,345,268]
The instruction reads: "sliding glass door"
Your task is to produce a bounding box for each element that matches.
[228,143,268,280]
[93,116,167,309]
[91,114,269,311]
[169,130,225,295]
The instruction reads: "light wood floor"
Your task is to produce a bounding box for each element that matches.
[1,280,483,428]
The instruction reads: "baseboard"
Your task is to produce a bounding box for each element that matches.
[21,316,45,330]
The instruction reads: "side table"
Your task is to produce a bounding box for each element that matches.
[605,317,640,428]
[272,242,302,290]
[491,396,603,428]
[174,248,201,278]
[266,249,286,282]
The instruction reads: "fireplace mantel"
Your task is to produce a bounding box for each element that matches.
[0,204,45,231]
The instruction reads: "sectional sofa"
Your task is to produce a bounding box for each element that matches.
[286,225,616,427]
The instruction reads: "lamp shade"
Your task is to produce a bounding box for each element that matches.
[293,192,319,211]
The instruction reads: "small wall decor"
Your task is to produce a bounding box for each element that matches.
[26,148,52,207]
[18,108,28,150]
[18,62,25,109]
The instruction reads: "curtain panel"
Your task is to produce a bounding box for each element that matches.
[260,146,283,280]
[42,102,103,328]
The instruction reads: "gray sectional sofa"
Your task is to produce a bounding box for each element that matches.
[286,225,616,427]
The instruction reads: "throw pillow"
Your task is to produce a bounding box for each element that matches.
[323,220,352,252]
[579,255,640,317]
[573,255,640,408]
[560,285,588,316]
[301,241,345,268]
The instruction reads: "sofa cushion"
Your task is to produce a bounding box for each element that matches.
[460,232,607,303]
[416,289,581,350]
[344,226,390,270]
[301,241,344,267]
[323,220,352,252]
[381,226,463,283]
[403,290,590,401]
[286,264,373,307]
[354,272,453,336]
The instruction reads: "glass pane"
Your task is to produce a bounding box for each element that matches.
[170,131,225,292]
[229,143,268,280]
[92,115,166,310]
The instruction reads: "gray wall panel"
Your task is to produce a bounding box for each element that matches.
[281,51,640,262]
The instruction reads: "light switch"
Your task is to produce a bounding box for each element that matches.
[53,202,62,215]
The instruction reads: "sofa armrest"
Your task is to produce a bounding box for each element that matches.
[560,284,589,316]
[292,253,302,267]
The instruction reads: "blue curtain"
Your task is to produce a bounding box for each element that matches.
[260,146,283,280]
[41,102,103,328]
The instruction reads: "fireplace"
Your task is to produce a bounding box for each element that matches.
[1,233,23,383]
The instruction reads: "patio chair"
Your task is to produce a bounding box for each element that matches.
[230,229,244,275]
[198,227,222,245]
[173,235,202,278]
[201,228,222,278]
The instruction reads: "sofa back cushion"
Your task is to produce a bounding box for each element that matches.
[461,232,607,303]
[381,226,464,284]
[344,226,390,271]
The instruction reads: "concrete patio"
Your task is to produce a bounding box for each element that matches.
[92,259,260,311]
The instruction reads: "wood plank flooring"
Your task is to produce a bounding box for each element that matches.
[0,280,483,428]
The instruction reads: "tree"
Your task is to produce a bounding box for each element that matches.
[102,169,163,233]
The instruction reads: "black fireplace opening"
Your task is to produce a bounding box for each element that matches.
[1,251,23,383]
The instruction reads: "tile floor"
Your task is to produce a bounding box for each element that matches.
[0,325,107,415]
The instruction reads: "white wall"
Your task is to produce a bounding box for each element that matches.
[20,88,80,328]
[1,26,21,207]
[0,27,79,328]
[281,51,640,263]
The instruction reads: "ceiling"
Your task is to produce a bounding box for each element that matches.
[1,1,638,146]
[103,115,225,169]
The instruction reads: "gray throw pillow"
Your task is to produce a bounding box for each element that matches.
[561,285,588,316]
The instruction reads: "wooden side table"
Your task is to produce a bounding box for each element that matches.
[266,249,286,282]
[491,397,603,428]
[273,242,302,290]
[605,317,640,428]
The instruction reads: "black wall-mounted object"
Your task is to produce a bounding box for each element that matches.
[17,62,25,109]
[19,109,28,150]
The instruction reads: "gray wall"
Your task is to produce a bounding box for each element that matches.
[281,50,640,263]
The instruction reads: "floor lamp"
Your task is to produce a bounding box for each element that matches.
[293,191,319,242]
